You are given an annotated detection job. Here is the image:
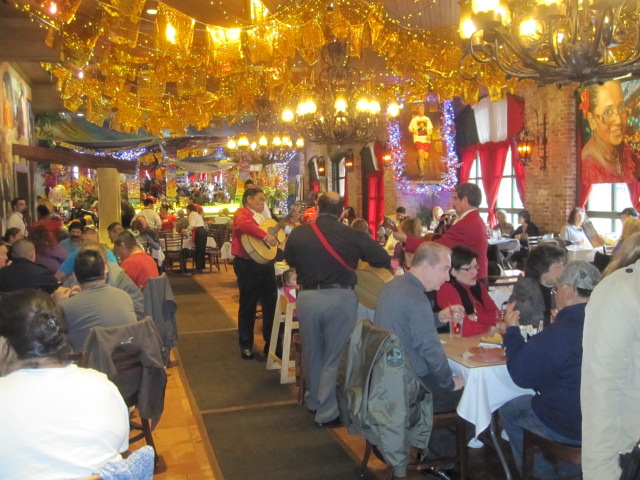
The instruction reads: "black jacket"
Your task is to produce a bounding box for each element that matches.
[0,258,60,294]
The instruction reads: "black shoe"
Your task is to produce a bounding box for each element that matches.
[306,407,317,414]
[421,467,455,480]
[240,348,254,360]
[315,416,342,428]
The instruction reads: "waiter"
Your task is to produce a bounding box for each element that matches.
[285,192,390,427]
[231,188,278,360]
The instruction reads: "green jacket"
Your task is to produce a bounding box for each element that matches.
[337,319,433,477]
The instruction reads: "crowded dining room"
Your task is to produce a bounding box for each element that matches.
[2,0,640,478]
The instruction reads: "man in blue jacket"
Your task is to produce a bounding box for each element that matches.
[500,261,601,479]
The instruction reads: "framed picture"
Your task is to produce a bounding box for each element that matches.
[398,96,446,182]
[577,79,640,184]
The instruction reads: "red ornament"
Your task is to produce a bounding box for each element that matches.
[45,174,57,188]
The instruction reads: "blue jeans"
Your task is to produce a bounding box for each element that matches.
[500,395,582,479]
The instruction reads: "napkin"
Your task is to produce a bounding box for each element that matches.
[478,342,503,348]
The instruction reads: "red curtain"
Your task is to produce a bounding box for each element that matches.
[578,183,592,209]
[459,146,477,183]
[366,175,384,234]
[479,141,510,226]
[627,182,640,210]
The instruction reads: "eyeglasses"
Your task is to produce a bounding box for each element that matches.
[457,265,480,272]
[592,104,629,124]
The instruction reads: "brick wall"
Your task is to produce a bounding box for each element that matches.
[514,83,579,234]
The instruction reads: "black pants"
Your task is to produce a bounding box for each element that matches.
[233,256,277,350]
[194,226,207,270]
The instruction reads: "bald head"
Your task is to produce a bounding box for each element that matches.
[318,192,344,218]
[12,239,35,261]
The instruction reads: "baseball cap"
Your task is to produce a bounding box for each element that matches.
[618,207,639,217]
[559,261,601,291]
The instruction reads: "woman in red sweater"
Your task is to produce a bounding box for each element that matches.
[437,246,499,337]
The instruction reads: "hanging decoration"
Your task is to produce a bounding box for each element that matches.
[386,99,459,194]
[7,0,522,135]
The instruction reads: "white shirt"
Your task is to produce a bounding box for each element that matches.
[0,365,129,479]
[186,211,205,234]
[137,208,162,230]
[7,211,26,235]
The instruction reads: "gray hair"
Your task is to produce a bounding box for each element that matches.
[412,242,450,267]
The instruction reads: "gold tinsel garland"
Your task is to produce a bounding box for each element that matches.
[19,0,521,134]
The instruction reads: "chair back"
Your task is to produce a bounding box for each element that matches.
[67,351,89,368]
[83,317,167,428]
[160,233,183,252]
[527,236,541,249]
[209,223,231,248]
[143,273,178,365]
[522,429,581,480]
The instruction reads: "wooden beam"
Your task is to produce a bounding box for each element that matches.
[12,144,137,174]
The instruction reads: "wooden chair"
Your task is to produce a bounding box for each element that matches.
[84,318,167,469]
[160,233,186,274]
[67,351,89,368]
[266,296,298,384]
[292,333,305,405]
[526,236,542,249]
[204,233,225,272]
[522,429,582,480]
[359,410,467,480]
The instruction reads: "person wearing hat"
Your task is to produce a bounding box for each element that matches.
[618,206,638,224]
[499,261,601,479]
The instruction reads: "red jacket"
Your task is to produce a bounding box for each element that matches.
[231,207,268,259]
[406,209,489,279]
[437,281,498,337]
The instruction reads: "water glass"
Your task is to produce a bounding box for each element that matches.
[450,316,463,338]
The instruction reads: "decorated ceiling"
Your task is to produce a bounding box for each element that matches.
[11,0,521,135]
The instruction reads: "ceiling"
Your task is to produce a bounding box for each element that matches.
[0,0,462,118]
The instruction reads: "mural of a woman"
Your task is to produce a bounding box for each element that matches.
[580,80,639,184]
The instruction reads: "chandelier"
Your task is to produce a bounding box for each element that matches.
[458,0,640,85]
[225,97,304,165]
[226,131,304,165]
[282,41,398,145]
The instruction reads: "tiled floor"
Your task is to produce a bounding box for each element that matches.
[139,266,515,480]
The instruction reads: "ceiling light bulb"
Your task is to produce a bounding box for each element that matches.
[237,135,249,148]
[146,8,158,14]
[258,135,268,146]
[296,138,305,148]
[387,102,401,117]
[227,139,237,149]
[335,98,348,113]
[368,101,381,114]
[282,109,294,122]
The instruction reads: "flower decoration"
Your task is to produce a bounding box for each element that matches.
[579,89,590,118]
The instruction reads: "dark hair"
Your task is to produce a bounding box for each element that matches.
[244,179,255,187]
[242,187,264,206]
[11,197,25,209]
[396,207,406,214]
[318,192,344,217]
[36,205,50,218]
[568,207,586,225]
[3,227,22,243]
[74,249,105,284]
[450,245,478,270]
[455,183,482,208]
[143,198,154,207]
[68,220,83,233]
[0,290,69,361]
[524,245,567,280]
[11,239,35,259]
[114,230,137,249]
[107,222,122,232]
[29,225,55,253]
[186,204,197,213]
[517,210,531,222]
[160,204,170,211]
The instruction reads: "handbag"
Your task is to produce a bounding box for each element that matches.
[619,439,640,480]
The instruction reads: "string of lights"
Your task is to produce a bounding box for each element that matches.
[386,99,458,195]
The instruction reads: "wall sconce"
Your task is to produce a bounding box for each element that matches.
[317,156,326,176]
[344,149,355,172]
[516,108,548,170]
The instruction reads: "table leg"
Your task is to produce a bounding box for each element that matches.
[489,411,512,480]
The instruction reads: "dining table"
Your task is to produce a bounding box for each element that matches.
[440,333,534,480]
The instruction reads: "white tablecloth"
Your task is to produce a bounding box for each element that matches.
[565,245,595,262]
[442,335,534,438]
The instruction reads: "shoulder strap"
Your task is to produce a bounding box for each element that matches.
[310,221,355,273]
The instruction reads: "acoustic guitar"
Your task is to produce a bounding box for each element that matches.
[241,205,301,264]
[355,261,394,310]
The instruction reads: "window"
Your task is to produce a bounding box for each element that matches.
[586,183,631,234]
[467,150,523,225]
[332,157,346,197]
